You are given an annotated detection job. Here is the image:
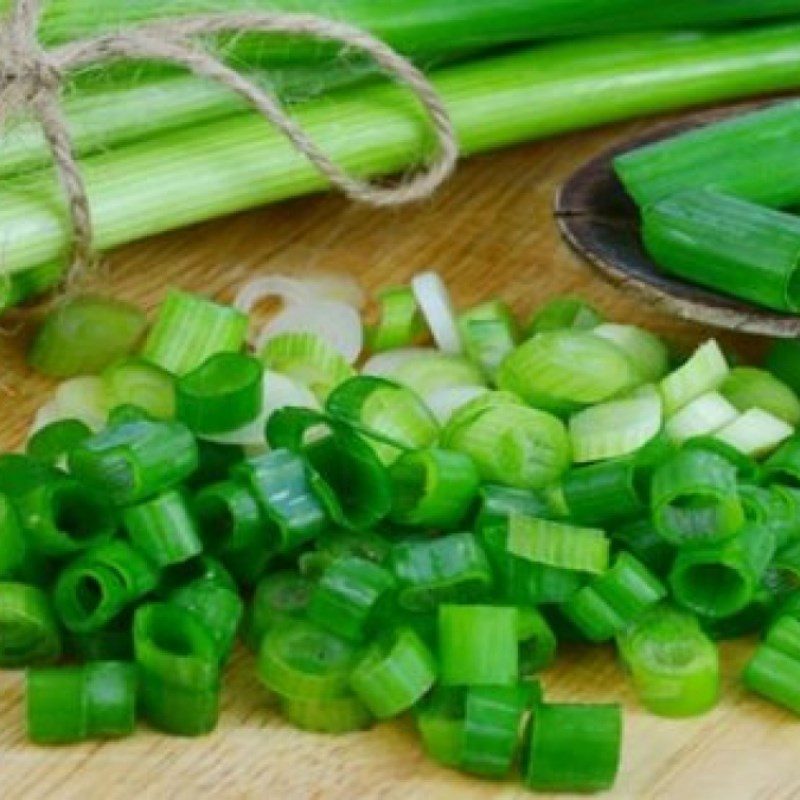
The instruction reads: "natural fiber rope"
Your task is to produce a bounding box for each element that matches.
[0,0,459,285]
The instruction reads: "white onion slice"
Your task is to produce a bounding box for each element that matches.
[233,272,365,315]
[28,400,65,439]
[53,377,109,432]
[411,271,462,354]
[425,385,489,425]
[200,371,319,447]
[254,299,363,364]
[714,408,794,457]
[362,347,439,377]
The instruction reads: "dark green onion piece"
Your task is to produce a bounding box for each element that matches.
[461,684,531,778]
[457,300,518,378]
[611,518,675,577]
[299,528,391,580]
[475,484,552,537]
[564,553,666,643]
[141,289,248,376]
[523,703,622,793]
[0,493,43,582]
[157,555,237,598]
[16,476,116,559]
[0,454,57,499]
[233,449,327,553]
[527,296,603,335]
[170,578,243,664]
[134,602,220,736]
[68,417,198,506]
[517,607,557,674]
[123,489,203,568]
[267,407,392,531]
[439,604,518,686]
[642,190,800,313]
[308,556,396,643]
[325,375,439,457]
[103,357,176,420]
[29,295,147,378]
[744,616,800,716]
[193,480,265,555]
[366,286,424,352]
[349,627,436,719]
[188,439,245,489]
[67,613,134,662]
[26,419,92,466]
[683,435,760,482]
[54,540,158,633]
[388,448,479,528]
[764,437,800,486]
[176,352,262,434]
[258,618,358,699]
[763,539,800,602]
[220,535,274,588]
[651,449,744,548]
[669,524,776,619]
[766,339,800,397]
[242,570,313,652]
[416,687,465,768]
[390,532,493,612]
[0,582,61,667]
[279,693,372,734]
[560,458,644,525]
[617,604,719,717]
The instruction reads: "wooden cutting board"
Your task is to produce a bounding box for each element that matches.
[0,110,796,800]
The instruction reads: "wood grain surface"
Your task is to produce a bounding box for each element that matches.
[0,110,795,800]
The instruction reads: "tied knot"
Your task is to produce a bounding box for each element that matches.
[0,47,61,112]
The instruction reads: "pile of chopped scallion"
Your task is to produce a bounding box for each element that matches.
[5,271,800,793]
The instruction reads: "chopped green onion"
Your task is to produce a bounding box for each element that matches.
[68,417,198,506]
[67,613,134,662]
[189,440,245,489]
[0,494,36,581]
[568,384,662,463]
[279,693,372,734]
[142,290,248,376]
[383,351,486,399]
[258,618,358,699]
[497,329,637,414]
[123,489,203,568]
[721,367,800,426]
[299,528,391,580]
[612,518,676,577]
[388,448,480,528]
[439,604,518,686]
[743,615,800,715]
[0,582,61,667]
[349,627,436,719]
[763,437,800,485]
[714,408,794,457]
[665,392,739,444]
[416,687,465,768]
[233,449,326,553]
[461,684,530,778]
[29,295,147,378]
[523,702,622,793]
[259,332,355,401]
[564,553,666,642]
[457,300,519,378]
[442,393,570,490]
[659,340,729,417]
[475,484,552,537]
[669,524,776,619]
[617,604,719,717]
[103,358,176,420]
[527,296,603,335]
[508,515,609,575]
[367,286,425,352]
[241,570,313,652]
[684,436,760,482]
[176,352,263,435]
[390,532,493,612]
[54,541,158,633]
[308,556,396,643]
[26,419,92,466]
[592,324,669,383]
[517,607,557,674]
[651,449,744,548]
[560,458,644,525]
[53,376,110,431]
[0,454,58,498]
[766,339,800,397]
[192,480,265,555]
[326,376,439,460]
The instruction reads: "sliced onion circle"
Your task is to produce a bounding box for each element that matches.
[411,271,462,354]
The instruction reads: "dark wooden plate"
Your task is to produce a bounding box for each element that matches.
[555,99,800,338]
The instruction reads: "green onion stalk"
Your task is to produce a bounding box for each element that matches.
[4,24,800,305]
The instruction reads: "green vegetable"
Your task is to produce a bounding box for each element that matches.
[458,300,519,378]
[367,286,424,352]
[0,582,61,667]
[26,419,92,466]
[721,367,800,426]
[744,615,800,715]
[527,296,603,335]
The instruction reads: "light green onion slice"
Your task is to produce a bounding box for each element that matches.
[383,351,487,399]
[103,358,176,420]
[425,385,490,426]
[592,324,669,383]
[659,340,729,416]
[714,408,794,457]
[568,384,662,463]
[258,332,355,402]
[508,514,609,575]
[54,377,111,432]
[527,296,603,334]
[497,329,638,414]
[367,286,425,352]
[457,300,518,378]
[721,367,800,426]
[665,391,739,444]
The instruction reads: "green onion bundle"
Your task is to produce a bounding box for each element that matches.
[6,271,800,793]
